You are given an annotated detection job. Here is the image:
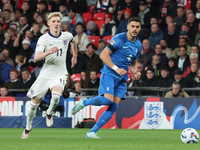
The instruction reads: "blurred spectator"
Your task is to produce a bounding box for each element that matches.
[157,0,177,30]
[163,22,179,50]
[173,68,191,88]
[0,85,12,96]
[19,38,33,65]
[172,37,191,58]
[1,48,14,67]
[69,81,84,97]
[181,23,190,35]
[0,17,8,32]
[153,44,168,66]
[157,66,173,88]
[148,23,163,50]
[95,39,106,56]
[146,16,159,38]
[100,13,116,37]
[194,23,200,45]
[115,8,132,34]
[32,12,38,25]
[87,0,98,7]
[150,54,161,77]
[175,46,190,71]
[122,0,139,17]
[192,68,200,96]
[18,15,30,36]
[127,73,137,96]
[68,7,84,35]
[3,3,15,21]
[38,1,49,19]
[140,66,158,96]
[0,23,5,49]
[195,0,200,19]
[0,53,13,82]
[85,43,102,78]
[15,55,24,73]
[3,69,19,89]
[80,70,87,88]
[86,70,100,95]
[9,21,19,34]
[31,22,42,43]
[168,57,177,78]
[74,22,90,53]
[186,63,198,87]
[146,0,159,16]
[14,9,23,22]
[106,0,121,26]
[59,2,68,16]
[183,53,200,77]
[50,0,61,12]
[138,0,152,35]
[179,30,193,46]
[165,15,175,29]
[31,14,48,34]
[160,39,172,59]
[61,22,69,32]
[190,45,200,61]
[175,6,186,29]
[165,81,189,98]
[86,20,100,36]
[187,12,199,43]
[24,30,36,51]
[67,45,85,75]
[21,1,33,24]
[18,67,35,89]
[138,39,154,67]
[3,9,12,25]
[95,0,110,13]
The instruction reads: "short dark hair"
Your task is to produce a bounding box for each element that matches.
[90,70,97,74]
[128,17,141,24]
[75,22,84,28]
[15,9,23,14]
[21,67,30,73]
[179,46,187,51]
[0,23,3,28]
[86,43,97,50]
[191,44,199,50]
[0,85,8,90]
[160,66,169,71]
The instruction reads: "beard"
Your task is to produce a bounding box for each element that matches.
[161,45,167,49]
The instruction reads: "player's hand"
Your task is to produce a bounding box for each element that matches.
[116,68,127,76]
[71,56,77,68]
[49,47,58,54]
[134,70,141,80]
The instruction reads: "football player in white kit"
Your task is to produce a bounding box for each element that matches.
[21,12,77,139]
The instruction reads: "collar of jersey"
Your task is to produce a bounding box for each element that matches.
[48,31,62,38]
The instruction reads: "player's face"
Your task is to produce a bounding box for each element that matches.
[48,16,61,33]
[127,21,141,38]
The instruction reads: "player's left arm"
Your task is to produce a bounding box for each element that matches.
[130,59,141,80]
[70,37,77,68]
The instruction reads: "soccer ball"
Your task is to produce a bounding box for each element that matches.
[180,128,199,143]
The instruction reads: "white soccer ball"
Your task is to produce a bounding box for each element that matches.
[180,128,199,143]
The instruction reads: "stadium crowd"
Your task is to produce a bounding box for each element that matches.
[0,0,199,97]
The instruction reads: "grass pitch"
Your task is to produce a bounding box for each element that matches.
[0,128,199,150]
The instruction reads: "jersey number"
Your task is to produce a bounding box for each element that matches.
[57,49,62,57]
[60,79,65,85]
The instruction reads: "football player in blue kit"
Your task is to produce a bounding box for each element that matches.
[71,17,142,138]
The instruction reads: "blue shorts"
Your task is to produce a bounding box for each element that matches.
[98,73,127,99]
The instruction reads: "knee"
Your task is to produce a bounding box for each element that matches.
[112,103,119,111]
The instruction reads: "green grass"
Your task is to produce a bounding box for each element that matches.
[0,129,199,150]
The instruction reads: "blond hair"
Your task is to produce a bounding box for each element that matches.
[47,12,62,22]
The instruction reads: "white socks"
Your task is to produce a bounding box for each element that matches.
[47,91,61,115]
[26,101,39,130]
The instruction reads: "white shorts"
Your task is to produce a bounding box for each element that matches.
[27,76,67,99]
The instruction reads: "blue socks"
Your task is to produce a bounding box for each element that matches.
[83,96,113,106]
[89,103,119,133]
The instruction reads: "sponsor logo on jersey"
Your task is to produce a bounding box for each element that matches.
[123,46,128,49]
[144,102,163,129]
[136,48,138,53]
[63,40,67,46]
[127,54,132,61]
[110,40,115,45]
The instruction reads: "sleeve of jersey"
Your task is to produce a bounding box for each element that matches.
[35,37,46,53]
[135,45,142,60]
[68,32,73,43]
[107,36,120,52]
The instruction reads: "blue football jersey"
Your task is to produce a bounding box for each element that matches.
[101,32,142,81]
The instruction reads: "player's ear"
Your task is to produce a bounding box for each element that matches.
[47,21,50,27]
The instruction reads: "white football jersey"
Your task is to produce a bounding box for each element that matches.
[35,31,73,79]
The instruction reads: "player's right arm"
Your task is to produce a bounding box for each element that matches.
[100,47,127,76]
[34,36,58,62]
[34,47,58,62]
